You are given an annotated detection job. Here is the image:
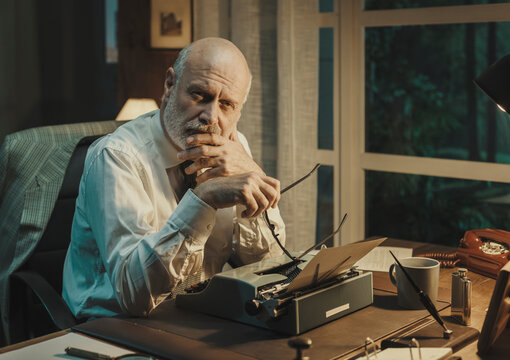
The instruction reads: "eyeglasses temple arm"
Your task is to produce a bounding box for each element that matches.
[296,213,348,260]
[264,163,323,262]
[280,163,321,195]
[264,211,296,261]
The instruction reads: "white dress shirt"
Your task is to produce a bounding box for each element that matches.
[62,110,285,319]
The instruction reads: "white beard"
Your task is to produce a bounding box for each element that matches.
[163,91,222,150]
[164,91,188,150]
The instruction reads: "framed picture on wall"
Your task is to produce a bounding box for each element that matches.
[150,0,192,49]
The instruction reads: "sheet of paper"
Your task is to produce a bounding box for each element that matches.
[354,246,413,272]
[0,332,132,359]
[357,347,452,360]
[286,237,387,293]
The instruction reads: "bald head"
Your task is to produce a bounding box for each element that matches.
[173,38,252,103]
[160,37,253,150]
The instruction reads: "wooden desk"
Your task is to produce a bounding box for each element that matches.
[0,239,505,359]
[387,239,499,360]
[0,329,69,355]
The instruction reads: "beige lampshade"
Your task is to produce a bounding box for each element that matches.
[116,98,159,121]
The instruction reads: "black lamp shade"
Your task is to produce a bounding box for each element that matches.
[474,55,510,114]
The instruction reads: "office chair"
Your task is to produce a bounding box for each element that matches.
[4,121,125,344]
[9,136,98,339]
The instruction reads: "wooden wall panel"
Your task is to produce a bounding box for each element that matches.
[118,0,180,107]
[0,0,117,144]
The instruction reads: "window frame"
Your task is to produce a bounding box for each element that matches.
[337,0,510,244]
[317,10,342,245]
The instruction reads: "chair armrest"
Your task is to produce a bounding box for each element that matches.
[12,271,77,330]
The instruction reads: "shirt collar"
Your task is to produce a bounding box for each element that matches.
[150,109,182,169]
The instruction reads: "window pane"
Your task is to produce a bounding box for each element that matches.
[364,0,508,10]
[366,171,510,247]
[316,165,334,246]
[365,22,510,163]
[319,0,334,13]
[319,27,334,150]
[105,0,118,63]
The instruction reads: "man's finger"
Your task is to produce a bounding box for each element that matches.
[186,133,226,147]
[258,180,280,209]
[185,157,217,175]
[260,176,280,207]
[251,189,270,217]
[195,167,224,184]
[242,192,258,218]
[177,145,222,161]
[229,130,240,142]
[262,176,280,193]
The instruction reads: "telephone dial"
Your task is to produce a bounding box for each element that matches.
[457,229,510,278]
[417,229,510,279]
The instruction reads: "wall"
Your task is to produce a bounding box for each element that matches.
[0,0,118,145]
[0,0,215,145]
[117,0,180,108]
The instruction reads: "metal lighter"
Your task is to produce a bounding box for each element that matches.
[451,268,472,326]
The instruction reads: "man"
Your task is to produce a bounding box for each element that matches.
[62,38,285,319]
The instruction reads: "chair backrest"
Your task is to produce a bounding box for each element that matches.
[18,136,100,293]
[2,120,126,346]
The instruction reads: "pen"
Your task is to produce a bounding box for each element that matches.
[65,347,154,360]
[65,346,115,360]
[389,251,453,339]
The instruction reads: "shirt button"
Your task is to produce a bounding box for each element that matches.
[207,224,213,230]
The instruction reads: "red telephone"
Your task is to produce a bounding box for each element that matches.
[417,229,510,278]
[456,229,510,279]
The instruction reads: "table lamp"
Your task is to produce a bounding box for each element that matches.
[475,55,510,355]
[116,98,159,121]
[474,54,510,114]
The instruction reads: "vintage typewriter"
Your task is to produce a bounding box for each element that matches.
[176,237,385,335]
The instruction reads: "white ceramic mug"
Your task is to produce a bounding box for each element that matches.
[389,257,440,309]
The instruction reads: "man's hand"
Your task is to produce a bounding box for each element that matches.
[193,172,280,218]
[177,133,263,185]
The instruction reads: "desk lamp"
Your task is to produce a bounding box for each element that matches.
[474,54,510,114]
[116,98,159,121]
[475,55,510,355]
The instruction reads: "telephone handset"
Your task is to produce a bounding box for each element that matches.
[456,229,510,278]
[417,229,510,278]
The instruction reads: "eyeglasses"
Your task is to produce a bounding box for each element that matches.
[263,164,348,262]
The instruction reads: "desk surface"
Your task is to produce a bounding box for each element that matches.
[386,239,498,360]
[0,239,505,359]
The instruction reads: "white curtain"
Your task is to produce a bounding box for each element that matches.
[194,0,318,252]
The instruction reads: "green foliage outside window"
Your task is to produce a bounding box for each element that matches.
[365,19,510,246]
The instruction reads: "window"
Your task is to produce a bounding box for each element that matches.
[338,0,510,245]
[317,1,340,245]
[365,0,510,10]
[366,22,510,163]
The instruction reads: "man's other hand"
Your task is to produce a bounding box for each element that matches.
[192,172,280,217]
[177,133,263,184]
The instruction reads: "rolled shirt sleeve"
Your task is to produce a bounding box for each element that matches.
[83,147,216,316]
